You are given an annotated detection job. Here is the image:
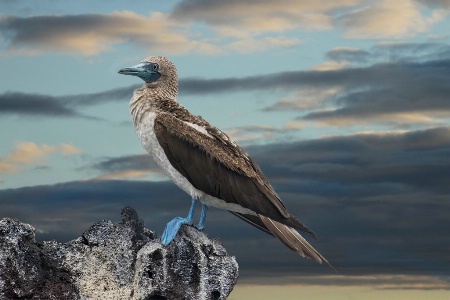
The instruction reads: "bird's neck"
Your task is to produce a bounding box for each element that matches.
[129,84,178,127]
[145,77,178,99]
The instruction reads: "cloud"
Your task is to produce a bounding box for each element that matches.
[311,60,351,71]
[0,142,82,174]
[262,86,342,112]
[372,41,450,63]
[325,47,371,63]
[3,42,450,129]
[299,59,450,126]
[2,1,449,57]
[89,127,450,193]
[92,154,158,173]
[172,0,356,33]
[1,126,449,281]
[89,154,165,180]
[416,0,450,9]
[249,127,450,192]
[92,170,152,181]
[224,125,297,145]
[224,36,301,54]
[59,144,82,156]
[262,42,450,127]
[0,86,140,119]
[62,85,139,106]
[173,0,450,42]
[0,10,301,57]
[0,91,111,120]
[325,42,450,67]
[336,0,447,39]
[0,91,81,117]
[0,11,220,56]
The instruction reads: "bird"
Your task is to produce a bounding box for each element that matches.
[118,56,334,269]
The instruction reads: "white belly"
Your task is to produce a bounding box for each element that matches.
[135,112,257,216]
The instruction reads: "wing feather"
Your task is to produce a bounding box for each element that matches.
[154,112,316,238]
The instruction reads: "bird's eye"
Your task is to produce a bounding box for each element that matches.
[152,63,159,71]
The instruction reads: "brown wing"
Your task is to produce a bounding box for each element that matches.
[154,112,317,238]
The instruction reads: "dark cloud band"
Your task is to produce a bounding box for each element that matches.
[1,126,449,281]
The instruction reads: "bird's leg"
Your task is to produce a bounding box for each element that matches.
[161,198,198,245]
[195,204,209,231]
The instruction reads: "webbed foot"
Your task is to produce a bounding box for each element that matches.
[161,216,192,245]
[161,198,198,245]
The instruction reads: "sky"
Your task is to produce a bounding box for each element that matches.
[1,0,450,298]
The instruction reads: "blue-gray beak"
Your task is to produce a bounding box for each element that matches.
[118,62,160,83]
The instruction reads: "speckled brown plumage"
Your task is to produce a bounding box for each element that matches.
[153,112,318,237]
[125,56,333,269]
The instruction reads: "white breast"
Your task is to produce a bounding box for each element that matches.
[135,112,204,199]
[134,112,256,216]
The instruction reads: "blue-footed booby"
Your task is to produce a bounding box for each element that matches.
[119,56,334,269]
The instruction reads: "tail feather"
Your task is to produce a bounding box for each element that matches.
[231,212,335,271]
[259,215,336,271]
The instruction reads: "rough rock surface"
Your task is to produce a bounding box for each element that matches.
[0,207,239,300]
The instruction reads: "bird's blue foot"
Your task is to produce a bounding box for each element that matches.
[161,216,192,245]
[161,198,198,246]
[161,200,210,245]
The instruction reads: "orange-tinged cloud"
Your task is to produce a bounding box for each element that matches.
[1,2,449,56]
[0,142,82,174]
[0,11,220,56]
[92,170,151,181]
[172,0,360,34]
[305,111,444,127]
[59,143,82,156]
[5,142,54,164]
[339,0,447,38]
[312,61,350,71]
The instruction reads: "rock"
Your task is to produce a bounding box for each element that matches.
[0,207,239,300]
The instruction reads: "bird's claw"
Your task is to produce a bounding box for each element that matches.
[195,223,205,231]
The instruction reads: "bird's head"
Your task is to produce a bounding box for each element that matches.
[118,56,178,98]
